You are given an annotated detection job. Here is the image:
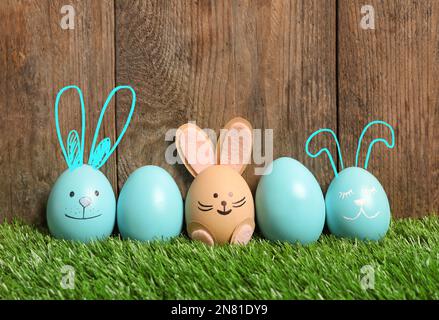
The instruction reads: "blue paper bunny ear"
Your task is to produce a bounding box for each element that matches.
[305,128,344,177]
[88,86,136,169]
[54,85,86,170]
[355,120,395,170]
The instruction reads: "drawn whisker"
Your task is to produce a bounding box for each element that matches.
[232,197,246,204]
[198,206,213,212]
[197,201,213,208]
[232,201,246,208]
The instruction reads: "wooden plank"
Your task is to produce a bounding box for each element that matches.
[0,0,115,225]
[338,0,439,217]
[115,0,336,196]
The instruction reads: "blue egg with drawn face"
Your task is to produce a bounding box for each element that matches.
[117,165,183,241]
[47,165,116,242]
[305,120,395,241]
[326,167,390,240]
[256,157,326,244]
[47,84,136,242]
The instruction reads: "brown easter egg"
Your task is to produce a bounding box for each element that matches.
[185,165,255,244]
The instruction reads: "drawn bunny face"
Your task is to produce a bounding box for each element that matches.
[176,118,255,245]
[186,165,254,234]
[306,120,395,241]
[325,167,391,240]
[47,165,116,241]
[47,85,136,242]
[193,166,250,217]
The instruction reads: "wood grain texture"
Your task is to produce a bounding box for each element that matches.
[0,0,115,225]
[3,0,435,222]
[115,0,337,196]
[338,0,439,217]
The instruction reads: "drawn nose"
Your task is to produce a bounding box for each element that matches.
[221,201,227,207]
[79,197,92,208]
[354,198,366,207]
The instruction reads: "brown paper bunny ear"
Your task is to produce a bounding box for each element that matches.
[217,117,253,175]
[176,123,216,177]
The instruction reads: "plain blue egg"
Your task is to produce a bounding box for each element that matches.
[256,157,325,244]
[117,165,183,241]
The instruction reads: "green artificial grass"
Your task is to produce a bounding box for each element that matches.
[0,217,438,300]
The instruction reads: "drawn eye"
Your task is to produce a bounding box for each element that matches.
[213,193,218,198]
[339,189,353,200]
[95,190,99,197]
[69,191,75,198]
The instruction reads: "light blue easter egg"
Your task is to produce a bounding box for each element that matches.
[255,157,325,244]
[117,165,183,241]
[326,167,390,241]
[47,165,116,242]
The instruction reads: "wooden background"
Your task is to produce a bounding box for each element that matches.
[0,0,437,226]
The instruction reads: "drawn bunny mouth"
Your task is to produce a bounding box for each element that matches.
[217,209,232,215]
[65,214,102,220]
[65,208,102,220]
[343,208,381,221]
[216,197,247,215]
